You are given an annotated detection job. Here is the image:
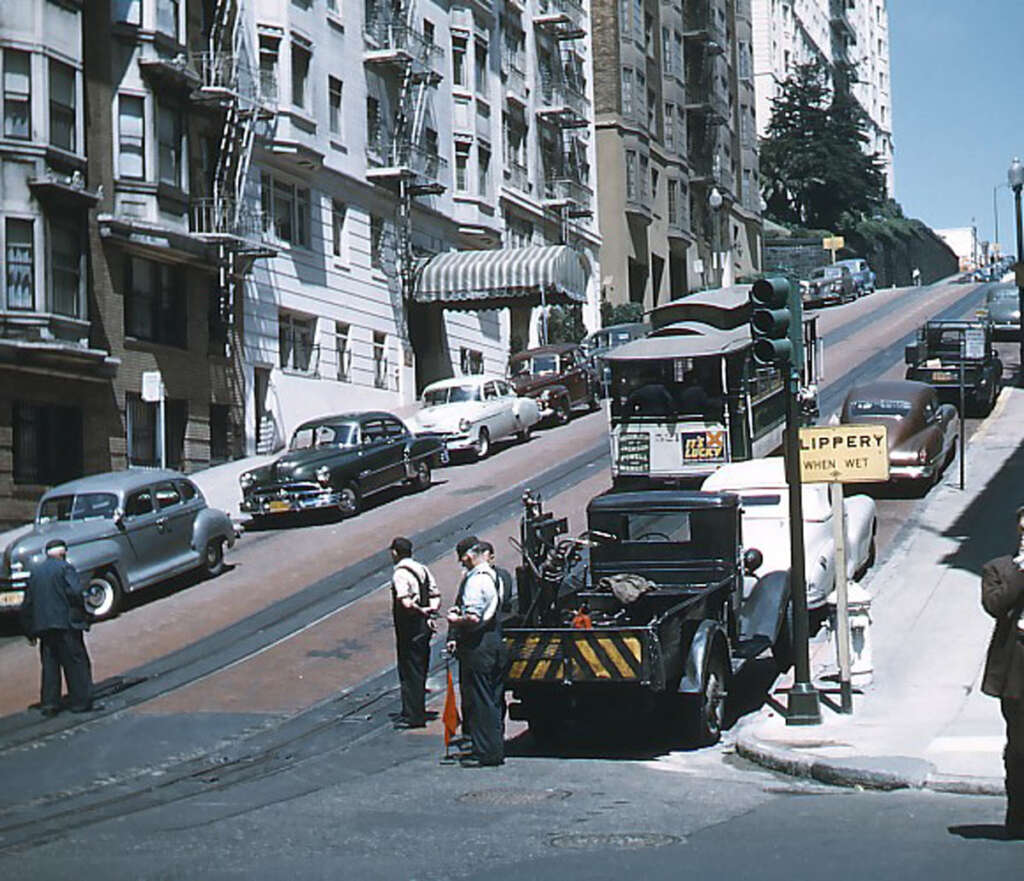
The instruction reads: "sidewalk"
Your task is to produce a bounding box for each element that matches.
[735,387,1024,795]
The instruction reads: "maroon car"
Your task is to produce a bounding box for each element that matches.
[508,343,600,425]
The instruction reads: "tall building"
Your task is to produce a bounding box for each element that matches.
[751,0,893,195]
[242,0,602,453]
[592,0,762,312]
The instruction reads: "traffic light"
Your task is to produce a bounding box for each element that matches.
[750,277,803,367]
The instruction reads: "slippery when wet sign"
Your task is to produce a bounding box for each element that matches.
[798,424,889,484]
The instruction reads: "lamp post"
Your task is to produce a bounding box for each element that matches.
[709,186,724,288]
[1008,158,1024,383]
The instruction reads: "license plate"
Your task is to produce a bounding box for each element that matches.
[932,371,953,382]
[0,590,24,609]
[267,500,292,513]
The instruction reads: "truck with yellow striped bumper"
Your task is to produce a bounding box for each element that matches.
[504,489,793,746]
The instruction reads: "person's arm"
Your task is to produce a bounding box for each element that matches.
[62,566,86,609]
[447,575,484,629]
[981,560,1024,619]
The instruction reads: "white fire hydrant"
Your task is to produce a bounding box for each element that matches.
[828,582,874,687]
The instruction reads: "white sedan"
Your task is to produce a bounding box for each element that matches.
[702,458,877,610]
[408,375,541,460]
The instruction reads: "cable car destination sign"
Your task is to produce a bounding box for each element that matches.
[798,424,889,484]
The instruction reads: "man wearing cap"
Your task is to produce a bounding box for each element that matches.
[19,539,95,715]
[446,536,478,748]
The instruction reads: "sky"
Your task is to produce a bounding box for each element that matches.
[889,0,1024,249]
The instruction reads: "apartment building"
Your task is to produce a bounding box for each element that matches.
[751,0,894,195]
[243,0,601,453]
[592,0,762,312]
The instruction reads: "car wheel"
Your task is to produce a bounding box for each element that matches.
[474,428,491,460]
[688,648,728,746]
[337,482,362,517]
[555,402,571,426]
[201,537,225,578]
[517,423,532,443]
[409,459,431,492]
[84,571,123,620]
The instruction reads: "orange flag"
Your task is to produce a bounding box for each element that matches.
[442,666,461,747]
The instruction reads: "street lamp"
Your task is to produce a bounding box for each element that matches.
[1008,157,1024,382]
[709,187,724,288]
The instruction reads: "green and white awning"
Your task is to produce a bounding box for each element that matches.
[414,245,589,309]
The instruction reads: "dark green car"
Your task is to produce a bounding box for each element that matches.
[239,411,447,520]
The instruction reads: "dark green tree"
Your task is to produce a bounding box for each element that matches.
[599,301,645,327]
[760,61,886,230]
[545,304,587,344]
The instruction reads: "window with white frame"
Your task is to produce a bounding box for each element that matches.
[261,174,311,247]
[460,347,483,375]
[452,38,467,88]
[156,0,181,41]
[369,214,385,269]
[118,95,145,179]
[454,143,469,192]
[620,67,632,117]
[3,50,31,140]
[328,76,342,138]
[335,321,350,381]
[474,39,488,95]
[625,150,637,201]
[332,200,347,259]
[112,0,142,25]
[667,179,678,226]
[49,219,82,318]
[664,102,673,151]
[477,146,490,198]
[49,61,76,152]
[279,310,315,373]
[373,331,388,388]
[291,41,311,110]
[5,219,34,310]
[157,101,185,188]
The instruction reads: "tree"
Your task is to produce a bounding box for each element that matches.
[760,61,886,231]
[545,304,587,344]
[600,301,644,327]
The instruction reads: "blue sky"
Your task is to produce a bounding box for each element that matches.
[890,0,1024,248]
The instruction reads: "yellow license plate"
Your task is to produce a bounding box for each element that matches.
[0,590,25,609]
[267,500,292,513]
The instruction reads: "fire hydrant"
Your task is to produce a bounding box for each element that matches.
[828,582,874,687]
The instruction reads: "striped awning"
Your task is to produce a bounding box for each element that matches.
[414,245,589,309]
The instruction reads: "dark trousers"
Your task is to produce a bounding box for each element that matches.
[394,609,430,725]
[39,628,92,711]
[458,630,504,764]
[1003,697,1024,828]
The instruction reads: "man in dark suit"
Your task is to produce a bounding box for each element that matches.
[981,505,1024,839]
[19,539,95,716]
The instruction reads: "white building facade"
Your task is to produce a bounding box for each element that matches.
[242,0,601,454]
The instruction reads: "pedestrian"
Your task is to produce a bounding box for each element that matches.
[477,540,516,617]
[980,505,1024,839]
[912,267,921,287]
[446,543,504,767]
[446,535,479,748]
[18,539,96,716]
[389,536,441,729]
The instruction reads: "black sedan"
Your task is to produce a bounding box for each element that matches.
[239,412,447,519]
[984,287,1020,341]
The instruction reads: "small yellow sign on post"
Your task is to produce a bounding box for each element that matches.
[798,424,889,484]
[822,235,845,252]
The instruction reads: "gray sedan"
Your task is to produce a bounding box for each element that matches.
[985,287,1021,341]
[1,470,238,620]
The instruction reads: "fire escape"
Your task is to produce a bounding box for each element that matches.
[363,2,446,307]
[534,0,592,241]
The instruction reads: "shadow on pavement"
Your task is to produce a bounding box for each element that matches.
[948,824,1023,842]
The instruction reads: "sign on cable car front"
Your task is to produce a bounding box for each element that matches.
[798,424,889,483]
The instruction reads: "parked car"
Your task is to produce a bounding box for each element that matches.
[835,258,876,296]
[0,471,238,620]
[702,459,876,610]
[983,287,1021,341]
[508,343,600,424]
[407,375,540,460]
[839,380,959,487]
[582,322,651,396]
[800,264,855,306]
[239,412,446,520]
[904,320,1003,415]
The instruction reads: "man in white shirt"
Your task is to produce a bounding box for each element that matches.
[390,536,440,729]
[446,543,504,766]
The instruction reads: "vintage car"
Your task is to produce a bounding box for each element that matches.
[839,380,959,486]
[983,287,1020,341]
[835,258,876,296]
[582,322,651,396]
[407,375,540,460]
[508,343,600,424]
[800,264,855,306]
[0,470,237,620]
[904,320,1003,415]
[239,411,446,519]
[702,459,877,610]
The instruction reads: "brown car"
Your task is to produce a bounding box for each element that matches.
[508,343,600,425]
[840,379,959,486]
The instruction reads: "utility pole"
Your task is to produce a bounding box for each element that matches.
[1008,158,1024,384]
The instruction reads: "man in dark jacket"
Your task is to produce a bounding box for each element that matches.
[981,506,1024,839]
[19,539,95,715]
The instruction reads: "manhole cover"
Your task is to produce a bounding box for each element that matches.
[549,833,681,850]
[457,788,572,806]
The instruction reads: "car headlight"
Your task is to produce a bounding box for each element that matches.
[316,466,331,487]
[458,418,471,433]
[240,471,255,489]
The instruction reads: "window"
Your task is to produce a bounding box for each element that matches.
[331,200,346,259]
[474,40,488,94]
[335,321,350,381]
[3,50,30,139]
[644,13,654,56]
[369,214,385,269]
[118,95,145,179]
[664,102,674,151]
[127,395,186,468]
[47,61,75,152]
[424,20,435,46]
[460,347,483,375]
[13,403,82,485]
[328,76,342,137]
[373,331,387,388]
[154,481,182,509]
[112,0,142,25]
[625,150,637,200]
[49,220,82,318]
[125,257,187,348]
[291,41,310,109]
[125,489,154,518]
[647,88,656,131]
[279,310,315,372]
[259,38,278,104]
[261,175,310,247]
[632,0,643,44]
[157,101,184,188]
[177,479,198,501]
[639,154,649,199]
[5,219,33,310]
[455,144,469,192]
[662,27,671,73]
[477,146,490,197]
[452,38,467,87]
[620,67,632,116]
[667,179,678,225]
[156,0,181,41]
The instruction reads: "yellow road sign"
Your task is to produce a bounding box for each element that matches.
[799,424,889,483]
[822,236,845,252]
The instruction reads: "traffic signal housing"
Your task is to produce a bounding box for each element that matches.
[750,277,803,367]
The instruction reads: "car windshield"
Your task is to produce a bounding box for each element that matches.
[517,355,559,375]
[849,399,912,418]
[811,268,838,280]
[289,423,358,451]
[423,385,481,405]
[38,493,119,523]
